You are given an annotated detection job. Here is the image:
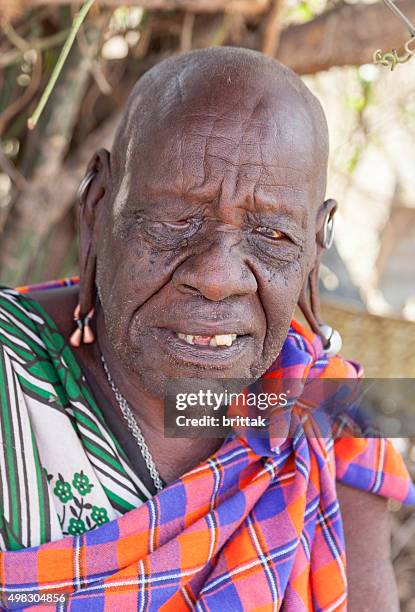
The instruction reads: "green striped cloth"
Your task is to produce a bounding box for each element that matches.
[0,287,152,551]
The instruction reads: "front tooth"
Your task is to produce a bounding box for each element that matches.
[215,334,233,346]
[186,335,195,345]
[209,337,217,347]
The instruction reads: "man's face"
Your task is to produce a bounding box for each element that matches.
[95,83,321,396]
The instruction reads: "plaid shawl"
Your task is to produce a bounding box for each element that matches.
[0,283,414,611]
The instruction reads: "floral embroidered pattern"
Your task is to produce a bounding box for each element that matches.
[48,471,109,535]
[91,506,109,526]
[68,518,86,536]
[72,471,93,496]
[53,479,73,503]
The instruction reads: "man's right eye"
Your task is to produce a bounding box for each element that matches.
[137,216,203,250]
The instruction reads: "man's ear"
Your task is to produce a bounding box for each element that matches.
[297,198,338,339]
[316,198,337,252]
[78,148,111,315]
[79,148,110,232]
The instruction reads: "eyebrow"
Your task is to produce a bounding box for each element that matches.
[123,198,207,219]
[252,183,308,215]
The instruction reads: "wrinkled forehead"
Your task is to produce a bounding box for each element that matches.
[111,59,327,208]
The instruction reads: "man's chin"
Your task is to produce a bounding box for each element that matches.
[114,334,279,399]
[128,358,260,401]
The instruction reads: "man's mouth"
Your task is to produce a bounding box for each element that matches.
[176,332,237,347]
[151,326,253,370]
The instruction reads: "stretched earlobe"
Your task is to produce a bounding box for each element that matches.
[298,269,343,356]
[70,252,97,347]
[79,245,97,315]
[298,266,322,337]
[298,198,342,355]
[71,149,110,347]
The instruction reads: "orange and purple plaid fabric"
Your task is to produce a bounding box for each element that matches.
[0,312,414,610]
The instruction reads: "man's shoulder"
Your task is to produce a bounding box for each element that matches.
[0,287,36,328]
[25,285,78,339]
[0,285,78,342]
[0,287,47,360]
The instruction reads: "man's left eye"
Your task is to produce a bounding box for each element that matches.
[254,226,286,240]
[164,219,192,229]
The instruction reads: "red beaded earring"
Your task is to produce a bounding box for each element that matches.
[69,304,95,348]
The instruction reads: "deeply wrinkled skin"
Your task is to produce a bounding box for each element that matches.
[89,48,330,398]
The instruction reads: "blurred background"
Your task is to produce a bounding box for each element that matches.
[0,0,414,606]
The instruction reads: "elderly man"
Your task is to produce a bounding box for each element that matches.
[0,47,413,611]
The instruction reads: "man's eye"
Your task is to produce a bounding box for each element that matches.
[254,226,286,240]
[164,219,191,229]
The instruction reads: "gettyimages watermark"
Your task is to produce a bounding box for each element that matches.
[163,378,415,439]
[175,386,288,431]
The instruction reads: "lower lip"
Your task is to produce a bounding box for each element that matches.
[152,328,252,368]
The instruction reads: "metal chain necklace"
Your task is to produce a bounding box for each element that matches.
[101,354,164,492]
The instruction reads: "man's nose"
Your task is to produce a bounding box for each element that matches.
[171,235,257,301]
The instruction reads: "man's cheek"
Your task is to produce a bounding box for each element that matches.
[101,247,172,306]
[263,258,303,302]
[261,267,303,340]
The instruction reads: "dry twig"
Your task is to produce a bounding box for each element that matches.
[27,0,95,129]
[28,0,269,16]
[0,54,43,135]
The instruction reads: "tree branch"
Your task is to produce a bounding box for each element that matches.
[0,114,119,285]
[14,1,415,74]
[0,27,101,284]
[28,0,269,16]
[276,0,415,74]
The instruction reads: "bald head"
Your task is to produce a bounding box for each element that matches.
[110,47,329,206]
